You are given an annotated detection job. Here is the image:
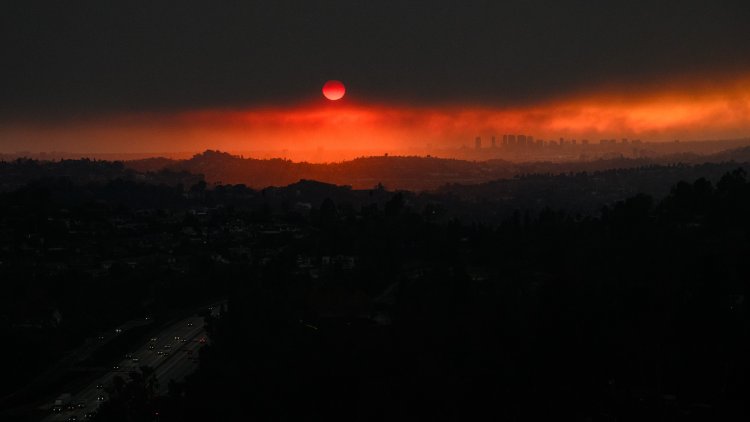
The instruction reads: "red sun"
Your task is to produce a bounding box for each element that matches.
[322,80,346,101]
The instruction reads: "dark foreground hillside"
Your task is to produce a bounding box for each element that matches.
[92,170,750,421]
[1,162,749,421]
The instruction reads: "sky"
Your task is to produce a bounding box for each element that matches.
[2,1,750,159]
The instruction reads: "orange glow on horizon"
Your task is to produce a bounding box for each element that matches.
[2,75,750,161]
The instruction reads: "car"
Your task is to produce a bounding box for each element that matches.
[66,403,77,411]
[96,395,105,401]
[97,335,105,341]
[114,328,122,334]
[174,336,181,340]
[112,365,120,370]
[124,354,132,360]
[180,338,187,343]
[148,345,155,350]
[67,416,79,422]
[84,412,97,420]
[187,322,194,327]
[150,337,158,342]
[199,337,207,344]
[96,384,103,390]
[132,357,140,363]
[76,401,86,409]
[163,344,172,349]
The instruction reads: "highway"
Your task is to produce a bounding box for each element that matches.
[40,304,222,421]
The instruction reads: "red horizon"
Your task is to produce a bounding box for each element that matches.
[2,74,749,162]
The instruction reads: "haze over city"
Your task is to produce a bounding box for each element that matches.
[3,1,750,161]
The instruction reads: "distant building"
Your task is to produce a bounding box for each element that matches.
[491,136,496,148]
[502,135,508,146]
[518,135,527,146]
[475,136,481,150]
[508,135,516,145]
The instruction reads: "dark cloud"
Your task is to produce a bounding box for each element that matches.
[2,0,749,116]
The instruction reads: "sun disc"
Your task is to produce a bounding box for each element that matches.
[322,80,346,101]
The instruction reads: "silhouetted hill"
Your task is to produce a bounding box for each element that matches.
[123,147,750,191]
[0,158,203,192]
[125,150,517,190]
[123,156,177,172]
[434,162,750,218]
[704,145,750,163]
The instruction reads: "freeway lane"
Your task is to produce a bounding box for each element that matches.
[41,304,222,421]
[0,318,153,413]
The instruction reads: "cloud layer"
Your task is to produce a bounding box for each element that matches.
[2,75,749,160]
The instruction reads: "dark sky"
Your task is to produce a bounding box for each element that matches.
[3,0,749,116]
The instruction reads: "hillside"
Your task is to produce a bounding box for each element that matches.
[124,146,750,191]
